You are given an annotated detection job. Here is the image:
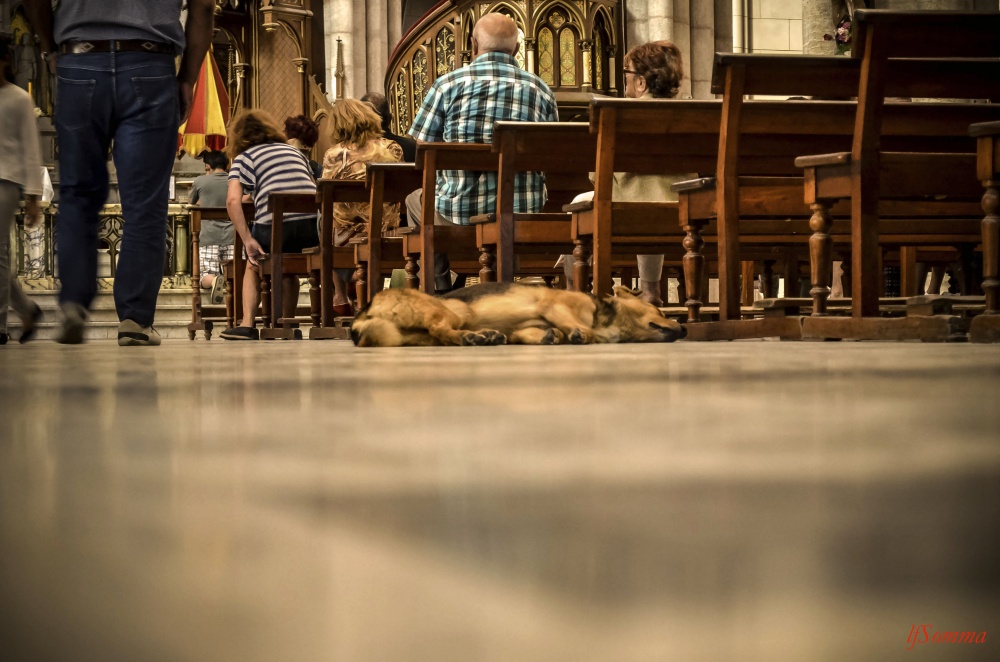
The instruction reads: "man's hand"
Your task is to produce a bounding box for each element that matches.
[244,236,267,266]
[24,196,42,229]
[178,78,194,125]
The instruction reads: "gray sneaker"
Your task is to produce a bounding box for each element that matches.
[56,302,88,344]
[118,319,162,346]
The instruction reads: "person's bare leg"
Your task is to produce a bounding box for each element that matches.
[332,270,349,306]
[201,274,215,288]
[241,264,260,327]
[282,275,300,321]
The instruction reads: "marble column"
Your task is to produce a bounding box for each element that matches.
[802,0,838,55]
[326,0,354,98]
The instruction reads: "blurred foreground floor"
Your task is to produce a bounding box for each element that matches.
[1,339,999,662]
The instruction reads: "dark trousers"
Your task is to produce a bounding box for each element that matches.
[55,51,178,327]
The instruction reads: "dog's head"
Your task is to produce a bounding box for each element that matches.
[594,286,686,343]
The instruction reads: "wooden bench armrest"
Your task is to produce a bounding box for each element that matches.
[794,152,851,169]
[562,200,593,213]
[970,121,1000,138]
[469,213,495,225]
[671,177,716,193]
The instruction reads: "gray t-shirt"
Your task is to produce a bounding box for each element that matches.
[191,172,234,246]
[54,0,186,55]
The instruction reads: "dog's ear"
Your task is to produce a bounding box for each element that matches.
[612,285,641,299]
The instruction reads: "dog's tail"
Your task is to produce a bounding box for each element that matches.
[350,316,404,347]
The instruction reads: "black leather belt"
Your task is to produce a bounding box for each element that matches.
[59,40,173,55]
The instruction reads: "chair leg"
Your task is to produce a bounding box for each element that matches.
[762,260,776,298]
[261,275,272,328]
[224,275,234,329]
[405,254,419,289]
[479,247,496,283]
[572,238,591,294]
[682,219,707,323]
[354,262,368,308]
[808,200,834,316]
[982,180,999,313]
[309,269,321,327]
[741,260,756,307]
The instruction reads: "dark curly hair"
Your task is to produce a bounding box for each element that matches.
[360,92,392,132]
[226,109,286,159]
[284,114,320,149]
[625,41,684,99]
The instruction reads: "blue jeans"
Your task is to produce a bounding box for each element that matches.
[56,51,179,327]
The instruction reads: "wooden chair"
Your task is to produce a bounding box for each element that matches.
[393,142,498,293]
[306,179,366,339]
[795,9,1000,340]
[257,193,319,340]
[353,162,422,307]
[470,122,595,283]
[187,206,229,340]
[564,99,722,302]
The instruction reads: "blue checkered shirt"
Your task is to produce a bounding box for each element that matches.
[408,52,558,225]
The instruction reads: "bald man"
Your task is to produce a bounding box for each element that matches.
[406,13,558,293]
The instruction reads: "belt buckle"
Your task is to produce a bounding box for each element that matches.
[140,41,157,52]
[77,41,95,53]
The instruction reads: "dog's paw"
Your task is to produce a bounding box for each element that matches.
[541,328,557,345]
[481,330,507,345]
[568,328,586,344]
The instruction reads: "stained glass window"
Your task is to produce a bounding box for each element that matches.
[538,28,554,86]
[559,28,576,86]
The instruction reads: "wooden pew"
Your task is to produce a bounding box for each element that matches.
[393,142,498,293]
[674,52,991,339]
[564,99,722,302]
[258,193,318,340]
[795,9,1000,340]
[470,122,595,283]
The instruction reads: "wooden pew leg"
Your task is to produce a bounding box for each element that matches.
[405,254,419,289]
[479,247,496,283]
[900,246,918,297]
[762,260,776,298]
[983,181,1000,314]
[224,275,234,329]
[354,262,367,308]
[572,238,591,294]
[682,219,706,323]
[808,200,834,316]
[741,261,756,307]
[309,269,321,327]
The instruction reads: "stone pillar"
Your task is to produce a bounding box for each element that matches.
[366,0,389,94]
[326,0,354,99]
[802,0,838,55]
[580,40,593,90]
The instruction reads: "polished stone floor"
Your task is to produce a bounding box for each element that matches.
[1,339,999,662]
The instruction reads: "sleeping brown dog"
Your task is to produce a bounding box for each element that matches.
[350,282,686,347]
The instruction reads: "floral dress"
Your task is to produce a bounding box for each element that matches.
[321,137,404,244]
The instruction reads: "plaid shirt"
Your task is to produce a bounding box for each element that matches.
[408,52,558,225]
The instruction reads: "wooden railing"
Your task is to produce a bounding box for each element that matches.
[385,0,625,135]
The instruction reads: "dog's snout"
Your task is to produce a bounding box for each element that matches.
[677,324,687,340]
[350,327,361,346]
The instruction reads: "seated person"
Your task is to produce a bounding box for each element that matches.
[220,109,319,340]
[560,40,695,306]
[361,92,416,163]
[189,149,233,301]
[405,13,558,293]
[321,98,404,311]
[284,114,324,180]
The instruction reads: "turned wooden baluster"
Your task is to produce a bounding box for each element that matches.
[808,200,834,315]
[982,181,999,314]
[354,262,367,308]
[309,269,321,326]
[572,238,591,294]
[404,254,419,289]
[682,219,706,323]
[479,248,496,283]
[260,274,272,328]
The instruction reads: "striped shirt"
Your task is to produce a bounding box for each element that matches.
[54,1,186,55]
[408,52,558,225]
[229,143,316,226]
